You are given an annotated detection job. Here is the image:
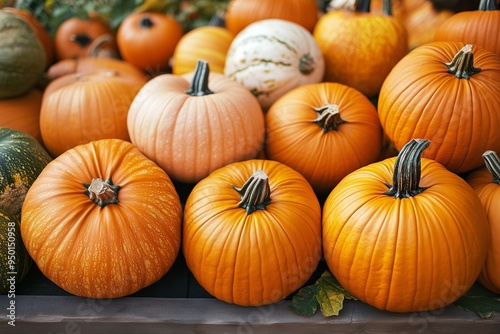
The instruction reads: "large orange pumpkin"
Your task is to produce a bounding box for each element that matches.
[224,0,319,36]
[434,0,500,56]
[313,0,408,97]
[116,11,184,73]
[265,82,382,195]
[20,139,182,298]
[183,159,322,306]
[127,60,265,184]
[466,150,500,294]
[322,138,490,312]
[378,41,500,174]
[40,70,146,157]
[0,89,43,143]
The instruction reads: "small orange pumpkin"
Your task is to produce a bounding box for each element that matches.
[21,138,183,298]
[313,0,408,97]
[0,89,43,143]
[265,82,382,195]
[172,22,234,75]
[127,60,265,184]
[40,70,146,157]
[434,0,500,56]
[54,15,118,60]
[116,12,184,73]
[183,159,322,306]
[466,150,500,294]
[322,138,490,312]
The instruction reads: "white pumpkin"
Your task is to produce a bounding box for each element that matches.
[224,19,325,110]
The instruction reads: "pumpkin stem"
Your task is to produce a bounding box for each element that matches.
[86,34,118,58]
[479,0,496,10]
[482,150,500,185]
[382,0,393,16]
[83,178,120,208]
[312,104,347,132]
[444,44,482,79]
[355,0,371,12]
[140,15,154,28]
[232,169,271,215]
[186,60,214,96]
[299,54,317,74]
[70,33,92,48]
[384,138,430,198]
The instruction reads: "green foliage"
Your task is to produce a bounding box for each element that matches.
[454,283,500,318]
[6,0,230,35]
[290,271,357,317]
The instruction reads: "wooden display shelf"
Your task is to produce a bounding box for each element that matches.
[2,255,500,334]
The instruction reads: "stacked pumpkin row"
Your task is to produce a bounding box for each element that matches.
[1,0,499,315]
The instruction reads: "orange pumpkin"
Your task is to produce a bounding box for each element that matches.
[54,15,118,60]
[378,41,500,174]
[0,89,43,143]
[2,7,54,67]
[127,60,265,184]
[20,138,182,298]
[172,24,234,75]
[434,0,500,56]
[265,82,382,195]
[116,12,184,73]
[183,159,322,306]
[313,0,408,97]
[466,150,500,294]
[322,138,490,312]
[40,70,146,157]
[224,0,319,36]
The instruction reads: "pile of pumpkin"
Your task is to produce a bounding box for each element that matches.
[1,0,500,314]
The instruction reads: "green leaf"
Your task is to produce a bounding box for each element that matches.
[454,283,500,318]
[289,285,320,317]
[316,271,357,317]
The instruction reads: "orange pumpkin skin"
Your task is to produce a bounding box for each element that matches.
[225,0,319,36]
[322,140,490,312]
[0,89,43,143]
[434,0,500,56]
[172,26,234,75]
[54,15,117,60]
[127,61,265,184]
[20,139,182,298]
[466,151,500,294]
[265,82,382,195]
[40,71,146,157]
[378,41,500,174]
[183,159,322,306]
[2,7,54,67]
[313,2,408,97]
[116,12,184,72]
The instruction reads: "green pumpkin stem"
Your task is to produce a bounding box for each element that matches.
[444,44,482,79]
[313,104,347,132]
[83,178,120,208]
[186,60,214,96]
[233,169,271,214]
[479,0,496,11]
[299,54,316,74]
[384,138,430,198]
[356,0,371,12]
[482,150,500,185]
